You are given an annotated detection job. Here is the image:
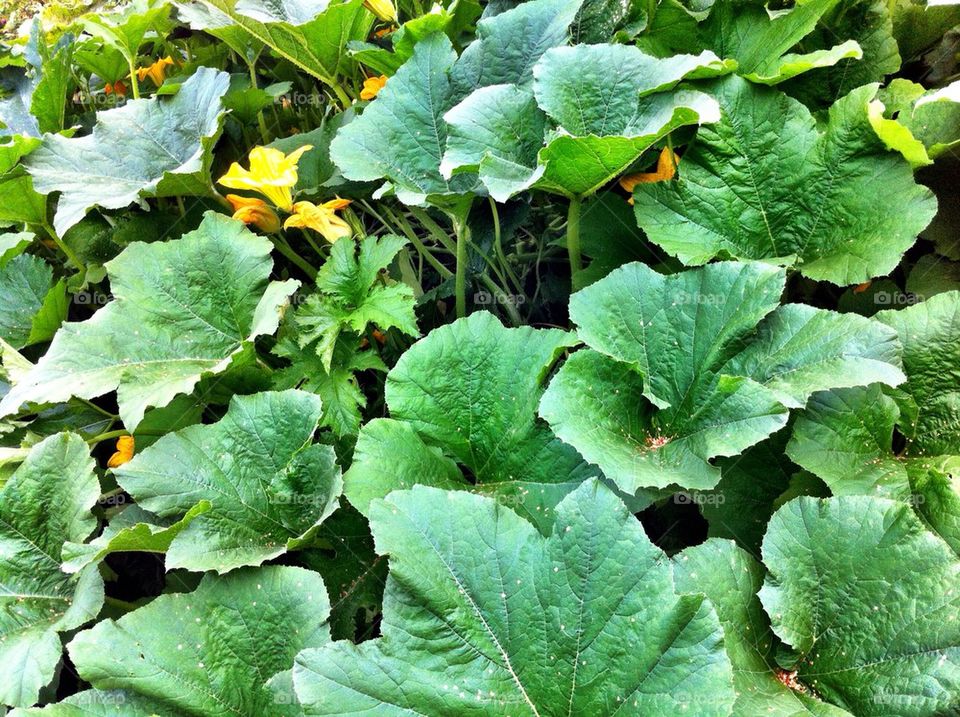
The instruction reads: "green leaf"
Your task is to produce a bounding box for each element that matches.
[0,212,298,430]
[113,390,342,573]
[80,0,173,65]
[25,67,230,235]
[683,0,854,82]
[0,433,104,708]
[449,0,584,95]
[0,231,32,265]
[344,416,464,509]
[185,0,373,86]
[441,84,547,202]
[632,77,938,285]
[782,0,901,107]
[331,32,478,204]
[760,496,960,716]
[540,261,903,493]
[61,566,330,715]
[0,254,64,349]
[60,502,213,574]
[273,334,385,437]
[789,292,960,501]
[294,235,418,370]
[531,43,729,198]
[294,480,736,716]
[742,39,862,85]
[787,385,915,497]
[345,311,593,530]
[876,291,960,454]
[676,540,853,717]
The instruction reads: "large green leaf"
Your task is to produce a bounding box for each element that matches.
[676,540,853,717]
[448,0,584,95]
[0,212,298,430]
[183,0,372,85]
[294,480,736,716]
[0,254,66,349]
[330,32,477,204]
[539,261,904,493]
[0,433,104,708]
[760,496,960,716]
[442,43,728,200]
[781,0,901,107]
[25,67,230,235]
[38,566,330,715]
[344,311,593,531]
[632,77,938,285]
[112,390,341,573]
[789,292,960,496]
[332,0,583,205]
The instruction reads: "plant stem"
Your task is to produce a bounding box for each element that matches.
[410,207,457,254]
[454,214,470,318]
[385,207,453,279]
[478,273,522,326]
[488,196,523,295]
[327,79,353,110]
[86,429,128,445]
[272,236,317,279]
[39,220,85,273]
[566,196,582,291]
[246,58,271,144]
[127,59,141,99]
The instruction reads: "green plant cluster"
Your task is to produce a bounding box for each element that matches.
[0,0,960,713]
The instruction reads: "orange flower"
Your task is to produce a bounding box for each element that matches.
[105,80,127,96]
[620,147,679,203]
[107,436,135,468]
[136,56,175,86]
[853,281,872,294]
[226,194,281,233]
[283,198,352,243]
[360,75,388,101]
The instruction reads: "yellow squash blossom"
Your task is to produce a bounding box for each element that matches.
[107,436,135,468]
[620,147,679,203]
[363,0,397,22]
[218,145,313,212]
[361,75,388,101]
[284,198,352,243]
[226,194,281,233]
[136,56,175,86]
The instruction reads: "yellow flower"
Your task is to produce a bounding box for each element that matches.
[226,194,281,233]
[136,56,175,86]
[620,147,679,203]
[284,198,353,243]
[363,0,397,22]
[107,436,135,468]
[218,145,313,212]
[360,75,388,101]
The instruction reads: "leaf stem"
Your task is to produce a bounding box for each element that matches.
[39,220,85,274]
[566,196,582,291]
[127,59,141,99]
[272,235,317,279]
[454,213,470,318]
